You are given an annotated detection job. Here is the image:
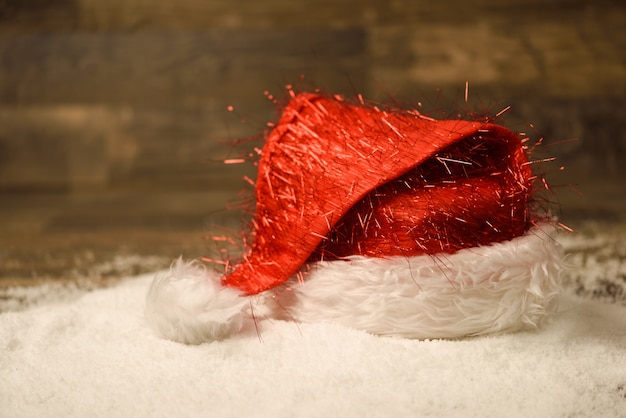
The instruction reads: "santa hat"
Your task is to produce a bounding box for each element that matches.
[145,92,563,344]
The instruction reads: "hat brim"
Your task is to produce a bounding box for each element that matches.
[257,225,563,338]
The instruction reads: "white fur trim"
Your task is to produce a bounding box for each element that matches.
[145,258,247,344]
[261,227,563,338]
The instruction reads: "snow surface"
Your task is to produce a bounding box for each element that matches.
[2,269,625,418]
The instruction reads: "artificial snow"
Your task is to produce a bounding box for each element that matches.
[1,268,625,418]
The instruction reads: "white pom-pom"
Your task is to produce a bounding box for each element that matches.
[145,258,247,344]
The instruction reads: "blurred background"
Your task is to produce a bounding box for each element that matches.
[0,0,624,296]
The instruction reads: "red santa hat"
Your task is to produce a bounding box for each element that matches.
[145,92,563,344]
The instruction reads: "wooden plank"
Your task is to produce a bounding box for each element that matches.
[2,0,610,32]
[0,105,268,191]
[0,28,368,106]
[370,11,626,99]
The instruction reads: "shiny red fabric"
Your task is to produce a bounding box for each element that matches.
[222,93,533,295]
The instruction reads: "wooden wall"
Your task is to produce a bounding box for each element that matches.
[1,0,624,216]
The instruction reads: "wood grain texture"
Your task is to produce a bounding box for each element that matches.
[0,0,624,285]
[0,0,623,195]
